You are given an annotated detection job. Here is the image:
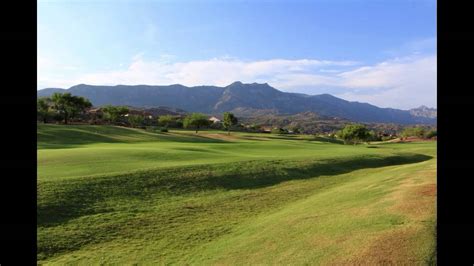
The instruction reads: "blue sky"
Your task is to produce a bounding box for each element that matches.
[38,0,436,109]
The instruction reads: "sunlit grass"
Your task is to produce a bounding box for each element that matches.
[37,124,436,264]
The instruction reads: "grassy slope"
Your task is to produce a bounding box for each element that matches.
[37,124,436,265]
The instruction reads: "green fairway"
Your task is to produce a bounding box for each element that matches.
[37,124,436,265]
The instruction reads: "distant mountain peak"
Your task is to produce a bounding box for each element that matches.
[227,81,271,87]
[37,83,436,125]
[409,105,437,119]
[228,81,243,86]
[415,105,436,110]
[318,93,338,98]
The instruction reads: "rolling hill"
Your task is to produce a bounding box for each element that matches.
[37,124,436,264]
[38,82,436,125]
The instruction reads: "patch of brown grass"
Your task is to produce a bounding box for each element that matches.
[388,169,436,221]
[198,133,241,141]
[330,162,436,265]
[389,137,437,143]
[334,226,427,266]
[417,183,436,197]
[240,136,271,141]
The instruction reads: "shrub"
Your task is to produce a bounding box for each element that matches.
[271,128,288,134]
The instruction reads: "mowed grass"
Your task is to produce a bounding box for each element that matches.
[37,124,436,265]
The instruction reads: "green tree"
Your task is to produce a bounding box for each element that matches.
[71,96,92,120]
[175,119,184,128]
[158,115,174,128]
[222,112,238,135]
[367,130,381,142]
[102,105,129,124]
[183,113,210,133]
[425,129,437,139]
[128,114,144,128]
[339,124,370,144]
[37,97,52,123]
[51,92,71,124]
[51,93,92,124]
[416,127,426,138]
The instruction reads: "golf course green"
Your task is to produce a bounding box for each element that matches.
[37,124,436,265]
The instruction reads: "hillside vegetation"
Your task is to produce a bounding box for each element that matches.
[37,82,437,124]
[37,124,436,264]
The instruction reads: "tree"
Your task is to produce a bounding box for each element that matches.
[222,112,238,135]
[102,105,129,124]
[37,97,52,123]
[367,130,381,142]
[128,114,144,128]
[339,124,370,144]
[50,93,92,124]
[51,92,71,124]
[175,119,184,128]
[69,96,92,121]
[183,113,210,133]
[158,115,174,128]
[425,129,437,139]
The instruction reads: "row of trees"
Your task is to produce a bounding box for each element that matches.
[37,96,138,126]
[37,96,435,140]
[37,93,92,124]
[37,96,143,127]
[37,96,240,134]
[178,112,238,134]
[336,124,437,145]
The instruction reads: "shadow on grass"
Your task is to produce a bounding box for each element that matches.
[312,136,345,144]
[38,153,432,229]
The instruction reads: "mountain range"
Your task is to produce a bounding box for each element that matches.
[37,82,436,125]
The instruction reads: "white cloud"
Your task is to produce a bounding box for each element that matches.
[383,37,436,57]
[319,69,342,73]
[69,57,358,88]
[132,52,145,61]
[335,55,437,109]
[38,54,436,109]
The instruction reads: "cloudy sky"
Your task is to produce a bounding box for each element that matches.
[38,0,436,110]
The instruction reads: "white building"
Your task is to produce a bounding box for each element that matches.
[209,116,221,123]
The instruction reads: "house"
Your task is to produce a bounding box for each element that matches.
[209,116,221,123]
